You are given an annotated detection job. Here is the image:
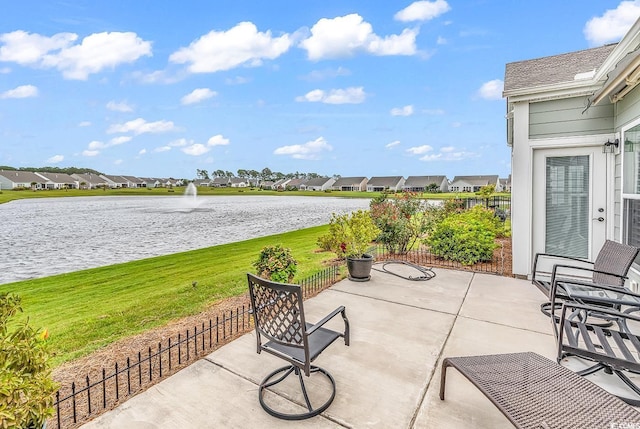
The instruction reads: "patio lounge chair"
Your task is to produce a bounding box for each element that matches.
[440,351,640,428]
[532,239,639,317]
[247,273,350,420]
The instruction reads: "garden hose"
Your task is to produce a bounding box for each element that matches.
[371,260,436,281]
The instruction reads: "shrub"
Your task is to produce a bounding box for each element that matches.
[253,245,298,283]
[424,206,500,265]
[0,293,58,428]
[369,192,430,254]
[317,210,380,258]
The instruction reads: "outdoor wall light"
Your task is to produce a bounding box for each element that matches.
[603,138,619,153]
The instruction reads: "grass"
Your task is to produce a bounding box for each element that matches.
[0,225,336,366]
[0,186,509,205]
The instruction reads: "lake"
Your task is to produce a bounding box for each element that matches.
[1,195,371,284]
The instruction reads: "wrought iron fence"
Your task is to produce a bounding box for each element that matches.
[462,196,511,219]
[50,265,340,428]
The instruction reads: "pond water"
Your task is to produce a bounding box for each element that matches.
[0,195,371,285]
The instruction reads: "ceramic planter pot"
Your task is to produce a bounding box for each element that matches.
[346,253,373,281]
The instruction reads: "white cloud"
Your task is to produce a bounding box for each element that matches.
[82,149,100,157]
[106,100,134,112]
[170,22,292,73]
[390,105,414,116]
[154,146,171,153]
[299,14,417,60]
[78,121,91,127]
[296,87,366,104]
[436,36,447,45]
[451,121,462,128]
[138,149,147,155]
[410,145,479,162]
[182,143,210,156]
[394,0,451,22]
[386,140,401,149]
[46,154,64,164]
[423,108,445,115]
[114,159,123,165]
[88,140,105,150]
[181,88,217,105]
[109,136,132,146]
[168,138,190,147]
[0,67,10,73]
[584,1,640,46]
[477,79,504,100]
[207,134,230,146]
[406,145,433,155]
[107,118,176,135]
[273,136,332,160]
[0,30,152,80]
[225,76,250,85]
[0,84,38,99]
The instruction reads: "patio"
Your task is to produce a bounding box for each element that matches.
[80,265,636,428]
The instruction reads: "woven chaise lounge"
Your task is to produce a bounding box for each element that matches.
[440,352,640,428]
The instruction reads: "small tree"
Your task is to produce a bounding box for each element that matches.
[318,210,380,259]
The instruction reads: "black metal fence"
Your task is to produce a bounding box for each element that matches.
[372,242,507,276]
[462,196,511,218]
[50,265,340,429]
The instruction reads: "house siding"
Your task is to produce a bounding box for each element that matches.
[529,97,614,139]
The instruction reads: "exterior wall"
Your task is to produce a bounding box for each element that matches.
[529,97,614,139]
[511,101,532,277]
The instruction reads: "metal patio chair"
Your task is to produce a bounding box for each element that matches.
[532,239,639,317]
[557,301,640,405]
[247,273,350,420]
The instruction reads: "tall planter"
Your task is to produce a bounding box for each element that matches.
[347,253,373,282]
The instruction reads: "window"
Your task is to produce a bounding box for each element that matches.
[623,123,640,265]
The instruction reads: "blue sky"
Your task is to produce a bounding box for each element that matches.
[1,1,639,179]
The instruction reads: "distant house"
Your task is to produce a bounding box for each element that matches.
[259,180,274,189]
[192,179,211,187]
[35,172,78,189]
[499,175,512,193]
[285,178,306,190]
[120,175,146,188]
[100,174,128,188]
[139,177,162,188]
[0,170,46,189]
[449,175,500,193]
[366,176,405,192]
[272,178,289,190]
[332,177,368,191]
[403,175,449,193]
[300,177,335,191]
[71,173,107,189]
[230,177,249,188]
[210,177,230,187]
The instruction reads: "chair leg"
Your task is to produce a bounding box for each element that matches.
[614,370,640,406]
[258,364,336,420]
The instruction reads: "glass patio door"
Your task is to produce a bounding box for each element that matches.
[533,147,607,260]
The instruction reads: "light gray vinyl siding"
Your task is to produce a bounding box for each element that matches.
[614,154,622,241]
[529,97,614,138]
[615,85,640,130]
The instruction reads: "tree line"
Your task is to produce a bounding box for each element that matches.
[195,168,338,181]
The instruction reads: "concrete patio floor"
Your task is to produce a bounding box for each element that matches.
[81,265,637,428]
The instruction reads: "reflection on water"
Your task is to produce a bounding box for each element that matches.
[1,195,370,284]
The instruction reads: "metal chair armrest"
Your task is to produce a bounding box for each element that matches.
[550,264,626,285]
[306,306,350,345]
[533,252,593,277]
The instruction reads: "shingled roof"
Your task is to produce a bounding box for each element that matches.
[504,44,617,92]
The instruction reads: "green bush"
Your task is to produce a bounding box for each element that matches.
[317,210,380,258]
[253,245,298,283]
[0,293,58,428]
[424,206,500,265]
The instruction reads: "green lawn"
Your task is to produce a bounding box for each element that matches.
[0,186,506,205]
[1,225,336,366]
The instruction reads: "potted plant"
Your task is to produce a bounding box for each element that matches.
[253,244,298,283]
[319,210,380,281]
[0,293,58,428]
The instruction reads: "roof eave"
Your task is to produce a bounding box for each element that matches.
[504,80,603,103]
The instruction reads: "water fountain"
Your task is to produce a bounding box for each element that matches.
[179,182,201,211]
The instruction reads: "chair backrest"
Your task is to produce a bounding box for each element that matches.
[247,273,307,350]
[593,240,639,286]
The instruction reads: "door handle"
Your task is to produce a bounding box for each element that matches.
[593,217,605,222]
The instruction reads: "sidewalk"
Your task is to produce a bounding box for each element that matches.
[81,266,558,428]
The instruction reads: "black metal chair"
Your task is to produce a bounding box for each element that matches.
[247,273,350,420]
[532,240,639,317]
